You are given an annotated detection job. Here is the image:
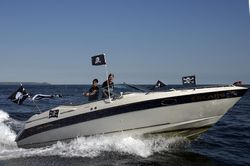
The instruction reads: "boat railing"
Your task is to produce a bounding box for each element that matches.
[142,84,240,94]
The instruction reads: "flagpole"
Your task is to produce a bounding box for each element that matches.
[91,53,111,102]
[104,54,111,102]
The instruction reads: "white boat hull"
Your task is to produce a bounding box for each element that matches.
[16,86,248,148]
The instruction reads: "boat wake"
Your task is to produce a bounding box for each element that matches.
[0,110,17,148]
[0,109,189,160]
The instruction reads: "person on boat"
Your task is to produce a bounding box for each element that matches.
[83,78,99,101]
[101,73,114,98]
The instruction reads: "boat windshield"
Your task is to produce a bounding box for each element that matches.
[62,83,148,106]
[114,83,149,94]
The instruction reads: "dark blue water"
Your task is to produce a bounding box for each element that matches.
[0,85,249,166]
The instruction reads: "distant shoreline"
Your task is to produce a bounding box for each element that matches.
[0,82,248,87]
[0,82,51,85]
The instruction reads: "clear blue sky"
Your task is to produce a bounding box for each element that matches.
[0,0,249,84]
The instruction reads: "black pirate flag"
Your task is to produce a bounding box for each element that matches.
[8,85,29,105]
[182,75,196,85]
[91,54,106,66]
[49,109,59,118]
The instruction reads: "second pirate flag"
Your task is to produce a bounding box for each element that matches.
[8,85,62,105]
[8,85,29,105]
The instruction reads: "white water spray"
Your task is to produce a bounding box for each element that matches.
[0,109,189,160]
[0,134,188,160]
[249,0,250,15]
[0,110,17,148]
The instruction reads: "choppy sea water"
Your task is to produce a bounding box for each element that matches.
[0,85,249,166]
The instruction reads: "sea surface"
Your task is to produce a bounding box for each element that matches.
[0,85,249,166]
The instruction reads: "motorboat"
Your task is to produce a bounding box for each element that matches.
[15,84,248,148]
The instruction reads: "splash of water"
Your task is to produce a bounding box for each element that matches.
[0,110,17,148]
[1,134,189,160]
[0,109,189,160]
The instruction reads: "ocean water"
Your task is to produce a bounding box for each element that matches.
[0,85,249,166]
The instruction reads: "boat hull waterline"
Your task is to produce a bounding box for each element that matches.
[16,86,248,148]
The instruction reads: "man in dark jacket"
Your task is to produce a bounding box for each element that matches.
[101,73,114,99]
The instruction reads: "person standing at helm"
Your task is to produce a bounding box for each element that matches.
[101,73,114,99]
